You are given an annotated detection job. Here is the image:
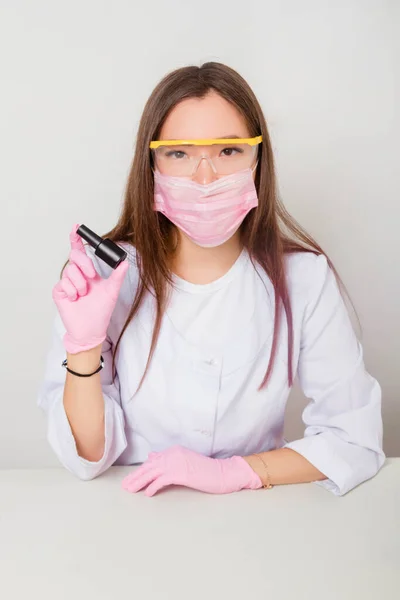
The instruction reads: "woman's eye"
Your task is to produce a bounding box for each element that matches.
[165,150,187,159]
[221,146,243,157]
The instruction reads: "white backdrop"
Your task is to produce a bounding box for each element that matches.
[0,0,398,468]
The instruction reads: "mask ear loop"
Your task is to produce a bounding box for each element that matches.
[251,159,259,174]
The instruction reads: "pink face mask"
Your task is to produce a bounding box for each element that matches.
[153,167,258,248]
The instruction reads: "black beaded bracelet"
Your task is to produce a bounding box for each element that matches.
[61,355,104,377]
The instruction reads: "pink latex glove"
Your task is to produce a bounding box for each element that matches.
[122,445,262,497]
[52,224,129,354]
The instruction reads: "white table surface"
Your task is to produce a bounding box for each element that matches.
[0,459,399,600]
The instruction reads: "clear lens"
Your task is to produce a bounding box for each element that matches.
[152,143,257,177]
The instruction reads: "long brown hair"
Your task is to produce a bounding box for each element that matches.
[101,62,341,390]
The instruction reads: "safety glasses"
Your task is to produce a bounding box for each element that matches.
[149,136,262,177]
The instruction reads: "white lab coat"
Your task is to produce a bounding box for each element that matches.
[38,244,385,495]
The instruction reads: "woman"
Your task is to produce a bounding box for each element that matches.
[38,62,384,497]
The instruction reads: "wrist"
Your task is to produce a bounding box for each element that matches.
[66,346,103,373]
[227,456,262,490]
[63,332,106,355]
[243,454,273,489]
[243,454,263,478]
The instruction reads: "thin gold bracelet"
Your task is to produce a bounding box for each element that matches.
[254,453,273,489]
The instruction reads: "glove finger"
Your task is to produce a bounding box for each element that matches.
[69,224,86,253]
[64,264,88,297]
[148,452,160,460]
[52,280,68,302]
[144,476,172,497]
[69,248,97,280]
[106,260,129,297]
[60,276,78,301]
[121,461,158,489]
[122,467,161,494]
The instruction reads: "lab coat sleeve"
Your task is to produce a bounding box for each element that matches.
[284,254,385,495]
[37,312,127,480]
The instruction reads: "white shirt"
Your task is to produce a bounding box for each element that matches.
[38,244,385,495]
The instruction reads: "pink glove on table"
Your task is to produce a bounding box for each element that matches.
[52,224,129,354]
[122,445,262,497]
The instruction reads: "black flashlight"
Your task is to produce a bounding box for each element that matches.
[76,224,127,269]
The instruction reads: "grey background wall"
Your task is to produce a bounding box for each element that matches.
[0,0,398,467]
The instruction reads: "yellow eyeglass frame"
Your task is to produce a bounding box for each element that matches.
[149,135,262,149]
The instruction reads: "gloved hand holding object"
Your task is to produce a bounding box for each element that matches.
[52,224,128,354]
